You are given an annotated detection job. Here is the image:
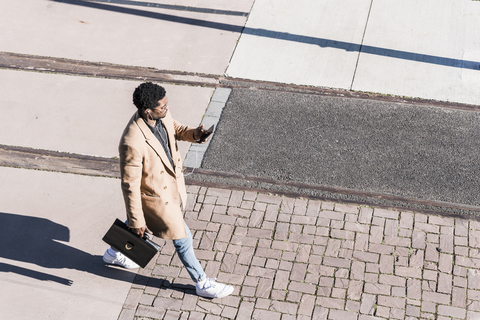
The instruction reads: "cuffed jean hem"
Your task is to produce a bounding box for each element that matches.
[173,223,206,283]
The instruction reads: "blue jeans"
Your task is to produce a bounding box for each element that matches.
[173,223,206,283]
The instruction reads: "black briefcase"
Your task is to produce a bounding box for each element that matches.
[102,219,161,268]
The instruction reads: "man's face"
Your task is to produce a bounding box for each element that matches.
[149,96,169,119]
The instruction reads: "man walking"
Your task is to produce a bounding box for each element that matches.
[103,82,233,299]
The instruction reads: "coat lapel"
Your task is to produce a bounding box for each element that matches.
[134,113,176,174]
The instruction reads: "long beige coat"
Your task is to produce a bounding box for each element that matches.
[119,111,197,239]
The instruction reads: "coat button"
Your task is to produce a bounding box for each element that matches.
[160,171,164,174]
[165,202,168,205]
[164,186,167,189]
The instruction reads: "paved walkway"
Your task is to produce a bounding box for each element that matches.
[1,1,479,319]
[117,186,480,320]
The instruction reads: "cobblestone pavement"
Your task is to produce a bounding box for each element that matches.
[118,186,480,320]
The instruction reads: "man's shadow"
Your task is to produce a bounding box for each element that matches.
[0,212,148,286]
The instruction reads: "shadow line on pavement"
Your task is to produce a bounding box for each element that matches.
[51,0,480,71]
[0,262,74,286]
[88,0,249,16]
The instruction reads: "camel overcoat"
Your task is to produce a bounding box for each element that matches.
[119,111,197,239]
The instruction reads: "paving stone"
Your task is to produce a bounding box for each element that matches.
[384,235,411,247]
[440,234,454,254]
[364,282,390,295]
[377,295,405,309]
[385,219,399,236]
[390,307,405,319]
[352,251,379,264]
[288,281,316,294]
[369,243,394,255]
[468,269,480,289]
[252,309,281,320]
[328,309,359,320]
[358,207,373,224]
[355,233,369,251]
[438,305,466,318]
[331,228,355,240]
[411,230,426,249]
[456,255,480,268]
[375,306,390,318]
[468,311,480,320]
[296,244,312,263]
[323,256,352,268]
[319,210,345,220]
[325,238,342,257]
[422,291,451,304]
[407,278,422,300]
[371,216,385,227]
[415,222,440,234]
[454,275,468,288]
[358,314,384,320]
[398,228,412,237]
[253,193,281,205]
[263,203,279,221]
[454,265,468,277]
[346,300,361,312]
[437,272,453,294]
[360,293,376,315]
[154,297,183,310]
[118,309,135,320]
[351,260,366,280]
[123,288,144,309]
[288,233,315,244]
[408,249,424,268]
[399,212,414,228]
[405,304,421,317]
[135,305,166,318]
[468,300,480,312]
[344,221,369,233]
[364,273,379,283]
[306,200,322,216]
[379,274,405,287]
[331,220,345,229]
[470,220,480,230]
[421,301,436,314]
[425,243,440,262]
[256,278,273,299]
[455,218,469,236]
[380,254,394,274]
[369,225,384,244]
[452,286,467,308]
[373,208,399,220]
[313,306,329,320]
[334,203,359,214]
[270,300,298,314]
[315,296,345,309]
[290,263,307,281]
[220,306,237,319]
[347,280,364,301]
[298,294,316,316]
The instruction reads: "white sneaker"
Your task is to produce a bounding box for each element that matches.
[196,278,234,299]
[103,248,140,269]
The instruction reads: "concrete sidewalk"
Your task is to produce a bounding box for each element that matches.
[227,0,480,105]
[117,185,480,320]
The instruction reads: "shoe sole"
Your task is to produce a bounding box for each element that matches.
[197,286,234,299]
[103,257,139,269]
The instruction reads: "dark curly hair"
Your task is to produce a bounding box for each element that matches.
[132,82,166,110]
